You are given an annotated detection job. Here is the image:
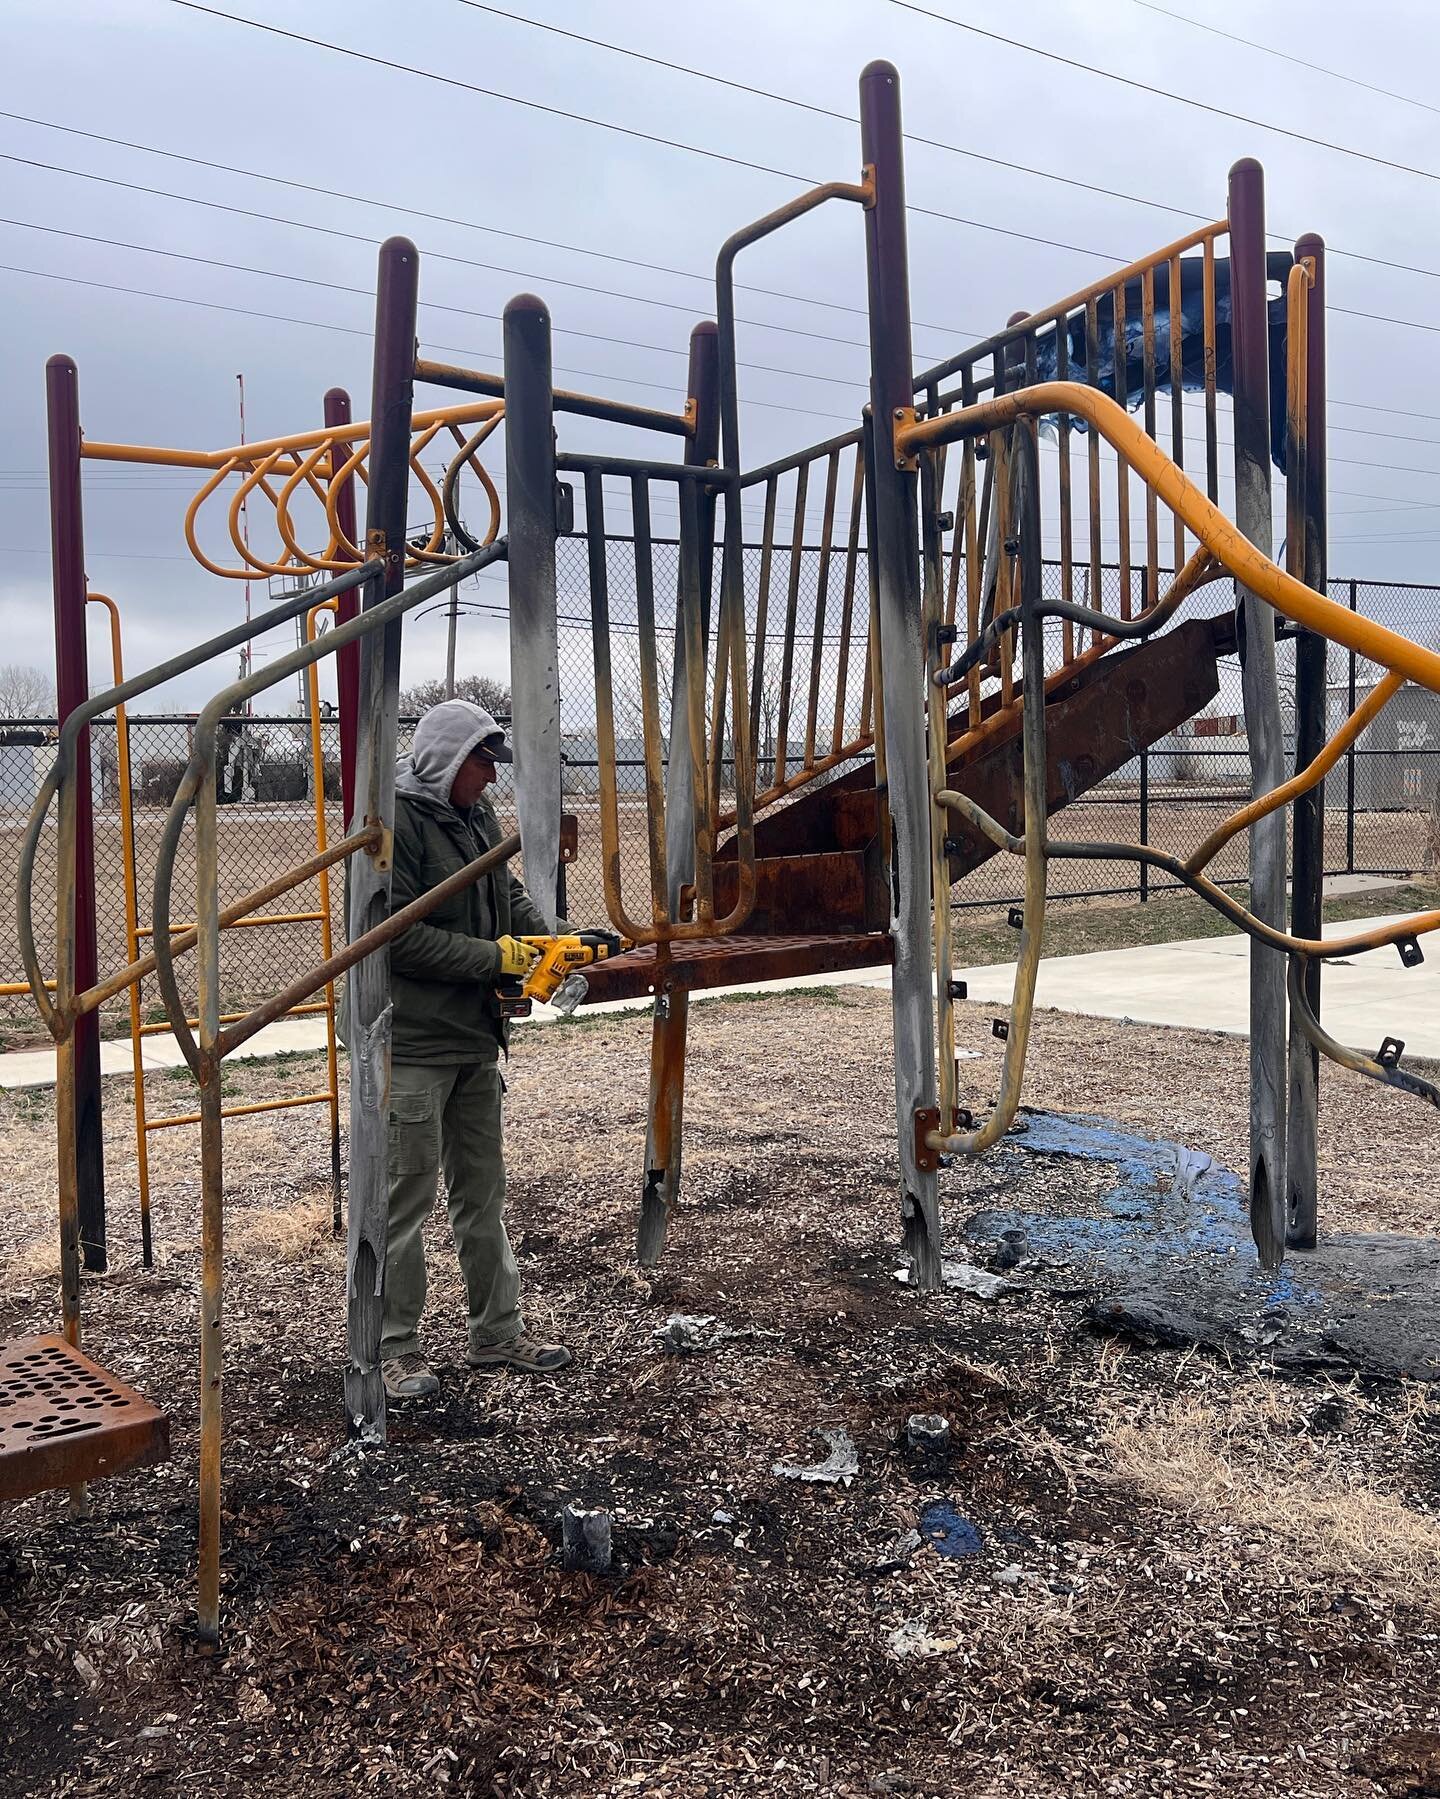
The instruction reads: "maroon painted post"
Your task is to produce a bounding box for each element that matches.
[47,354,106,1274]
[1287,234,1327,1248]
[324,386,362,828]
[1228,159,1286,1269]
[860,60,942,1290]
[637,319,719,1267]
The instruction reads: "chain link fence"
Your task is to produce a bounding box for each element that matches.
[1,561,1434,1039]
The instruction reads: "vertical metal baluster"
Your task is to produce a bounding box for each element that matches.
[1287,235,1327,1251]
[1203,235,1219,504]
[748,474,778,789]
[1085,298,1103,649]
[631,477,672,929]
[804,449,841,769]
[583,473,628,934]
[1141,267,1159,613]
[1168,254,1185,576]
[1113,279,1132,620]
[679,478,715,924]
[1056,313,1075,665]
[832,444,866,757]
[774,462,808,788]
[962,365,983,729]
[194,735,223,1649]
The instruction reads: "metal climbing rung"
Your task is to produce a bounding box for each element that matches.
[0,1334,169,1504]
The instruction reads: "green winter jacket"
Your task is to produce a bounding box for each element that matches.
[389,788,552,1064]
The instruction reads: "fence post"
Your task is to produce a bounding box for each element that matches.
[344,238,418,1440]
[1229,159,1287,1268]
[1287,234,1326,1250]
[1347,580,1357,873]
[504,295,562,930]
[323,387,361,829]
[47,354,106,1275]
[638,321,718,1268]
[860,61,942,1291]
[1139,741,1149,903]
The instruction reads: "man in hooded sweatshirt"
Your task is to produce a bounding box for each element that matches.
[380,698,573,1401]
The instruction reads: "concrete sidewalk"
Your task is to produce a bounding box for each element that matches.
[0,888,1426,1088]
[957,911,1440,1059]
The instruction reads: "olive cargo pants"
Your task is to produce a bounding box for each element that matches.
[380,1060,523,1360]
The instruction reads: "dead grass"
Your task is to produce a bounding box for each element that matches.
[228,1193,337,1264]
[1100,1382,1440,1601]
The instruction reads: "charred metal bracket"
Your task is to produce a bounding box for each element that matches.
[363,817,393,873]
[1007,907,1024,930]
[914,1105,942,1173]
[892,405,919,472]
[1398,935,1424,968]
[365,526,402,585]
[948,978,968,1001]
[991,1018,1010,1041]
[1378,1036,1405,1069]
[554,479,575,536]
[560,812,579,866]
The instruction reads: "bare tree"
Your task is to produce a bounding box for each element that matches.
[398,673,511,717]
[0,664,55,719]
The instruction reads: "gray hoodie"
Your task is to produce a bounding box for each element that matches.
[395,699,510,803]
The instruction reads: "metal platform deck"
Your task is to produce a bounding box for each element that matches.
[580,931,893,1006]
[0,1333,169,1504]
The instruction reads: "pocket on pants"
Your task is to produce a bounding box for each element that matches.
[388,1088,437,1176]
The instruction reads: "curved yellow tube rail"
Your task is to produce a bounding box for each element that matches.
[1186,670,1405,875]
[897,382,1440,695]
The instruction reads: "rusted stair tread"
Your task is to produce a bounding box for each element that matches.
[581,931,893,1005]
[0,1333,170,1504]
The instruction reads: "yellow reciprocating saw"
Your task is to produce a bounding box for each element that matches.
[497,931,627,1020]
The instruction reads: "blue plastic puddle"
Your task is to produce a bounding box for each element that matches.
[994,1110,1321,1309]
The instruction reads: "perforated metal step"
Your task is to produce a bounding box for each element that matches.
[0,1333,169,1503]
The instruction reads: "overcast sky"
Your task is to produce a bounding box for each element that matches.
[4,0,1438,711]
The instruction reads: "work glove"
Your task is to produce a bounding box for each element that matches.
[495,934,543,979]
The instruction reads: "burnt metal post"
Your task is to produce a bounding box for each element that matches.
[860,61,942,1291]
[1229,160,1287,1268]
[639,322,719,1266]
[344,238,418,1439]
[47,354,106,1275]
[504,295,562,930]
[323,386,361,828]
[1346,580,1358,873]
[1287,235,1327,1250]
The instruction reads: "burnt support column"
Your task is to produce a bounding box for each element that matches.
[1287,235,1327,1249]
[860,61,942,1291]
[504,296,562,930]
[638,323,719,1267]
[323,385,361,829]
[1229,161,1287,1268]
[344,238,418,1439]
[47,354,106,1275]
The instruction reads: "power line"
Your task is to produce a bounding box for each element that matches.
[0,154,914,358]
[0,211,881,387]
[890,2,1440,185]
[0,109,955,336]
[454,0,1440,289]
[163,0,1127,266]
[1128,0,1440,119]
[0,261,857,427]
[147,3,1440,346]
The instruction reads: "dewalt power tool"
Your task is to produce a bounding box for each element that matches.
[496,930,627,1020]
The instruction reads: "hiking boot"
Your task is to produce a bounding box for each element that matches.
[468,1335,574,1374]
[382,1351,440,1400]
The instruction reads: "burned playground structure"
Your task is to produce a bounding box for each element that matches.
[6,62,1440,1650]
